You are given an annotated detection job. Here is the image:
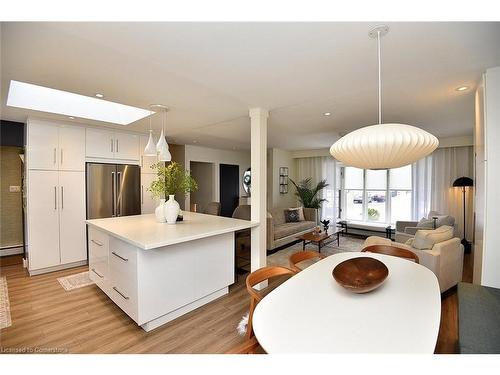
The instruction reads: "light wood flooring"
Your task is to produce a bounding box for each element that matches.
[0,252,472,354]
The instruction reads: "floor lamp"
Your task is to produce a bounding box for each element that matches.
[452,176,473,253]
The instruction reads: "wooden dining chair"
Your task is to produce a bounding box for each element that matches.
[245,266,296,339]
[226,336,261,354]
[289,250,326,272]
[362,244,420,264]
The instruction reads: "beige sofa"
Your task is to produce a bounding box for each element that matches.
[267,207,317,251]
[364,226,464,293]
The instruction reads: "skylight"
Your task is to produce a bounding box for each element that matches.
[6,80,152,125]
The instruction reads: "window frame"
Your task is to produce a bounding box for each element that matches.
[340,166,413,224]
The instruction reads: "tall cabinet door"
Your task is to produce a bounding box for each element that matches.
[28,121,59,170]
[59,171,87,264]
[28,171,60,270]
[141,173,158,214]
[59,126,86,171]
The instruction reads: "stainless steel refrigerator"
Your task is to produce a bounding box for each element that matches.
[86,163,141,219]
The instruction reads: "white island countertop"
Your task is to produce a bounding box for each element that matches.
[86,212,258,250]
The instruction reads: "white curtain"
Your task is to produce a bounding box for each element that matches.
[412,155,433,221]
[431,146,474,241]
[295,156,337,222]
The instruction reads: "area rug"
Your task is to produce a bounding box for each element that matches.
[267,235,364,268]
[57,271,95,291]
[0,276,12,329]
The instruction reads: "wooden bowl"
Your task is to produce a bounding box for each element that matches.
[332,257,389,293]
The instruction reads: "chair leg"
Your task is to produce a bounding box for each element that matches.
[246,298,255,339]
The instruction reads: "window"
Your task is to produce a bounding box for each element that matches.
[344,167,364,221]
[340,165,412,224]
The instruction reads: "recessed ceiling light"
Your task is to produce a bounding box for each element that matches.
[95,93,104,98]
[7,80,152,125]
[456,86,469,91]
[324,112,331,116]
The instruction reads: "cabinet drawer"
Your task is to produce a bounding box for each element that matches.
[88,227,110,286]
[108,281,138,323]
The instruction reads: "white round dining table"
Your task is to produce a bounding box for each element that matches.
[252,252,441,353]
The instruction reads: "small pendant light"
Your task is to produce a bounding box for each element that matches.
[156,106,171,162]
[143,106,157,156]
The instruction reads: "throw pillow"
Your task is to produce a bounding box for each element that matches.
[284,209,300,223]
[434,215,455,227]
[412,225,454,250]
[417,217,435,229]
[289,207,305,221]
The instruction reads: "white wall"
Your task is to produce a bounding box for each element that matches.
[267,148,296,208]
[183,145,250,211]
[476,66,500,288]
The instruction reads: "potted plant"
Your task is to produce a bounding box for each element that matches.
[290,178,329,223]
[148,162,198,224]
[368,208,380,221]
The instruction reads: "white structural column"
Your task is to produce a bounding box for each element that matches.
[249,108,269,276]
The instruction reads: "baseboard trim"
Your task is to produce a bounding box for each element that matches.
[140,287,229,332]
[0,246,23,257]
[29,260,88,276]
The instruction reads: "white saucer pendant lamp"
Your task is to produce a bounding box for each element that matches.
[330,26,438,169]
[143,106,157,156]
[156,106,171,162]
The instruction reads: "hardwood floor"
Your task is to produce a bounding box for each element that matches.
[0,263,251,353]
[0,252,472,354]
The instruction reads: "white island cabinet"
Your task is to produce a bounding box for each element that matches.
[86,212,257,331]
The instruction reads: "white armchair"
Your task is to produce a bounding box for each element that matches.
[395,211,457,243]
[363,234,464,293]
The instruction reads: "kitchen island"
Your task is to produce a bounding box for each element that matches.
[86,212,257,331]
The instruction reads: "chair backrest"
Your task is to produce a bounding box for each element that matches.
[245,266,296,339]
[246,266,296,302]
[232,204,251,220]
[289,250,326,272]
[205,202,221,216]
[362,244,420,264]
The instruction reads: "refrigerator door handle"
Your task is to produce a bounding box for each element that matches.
[111,171,116,217]
[117,171,122,216]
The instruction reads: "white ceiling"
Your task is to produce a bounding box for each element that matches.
[1,22,499,150]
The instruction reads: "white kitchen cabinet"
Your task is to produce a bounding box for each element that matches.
[115,132,140,161]
[141,173,158,214]
[85,128,115,159]
[59,126,86,171]
[86,128,140,161]
[140,135,158,173]
[27,170,61,270]
[27,170,87,273]
[59,171,86,264]
[27,120,85,171]
[27,121,59,170]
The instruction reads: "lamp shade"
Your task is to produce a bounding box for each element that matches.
[330,123,439,169]
[143,130,157,156]
[453,176,473,187]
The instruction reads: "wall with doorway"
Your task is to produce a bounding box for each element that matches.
[190,161,215,213]
[183,145,250,213]
[0,120,25,256]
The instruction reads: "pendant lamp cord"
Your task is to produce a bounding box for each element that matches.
[377,30,382,125]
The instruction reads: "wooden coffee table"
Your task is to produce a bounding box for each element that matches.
[297,227,345,253]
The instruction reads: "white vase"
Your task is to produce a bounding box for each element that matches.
[155,199,166,223]
[164,194,180,224]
